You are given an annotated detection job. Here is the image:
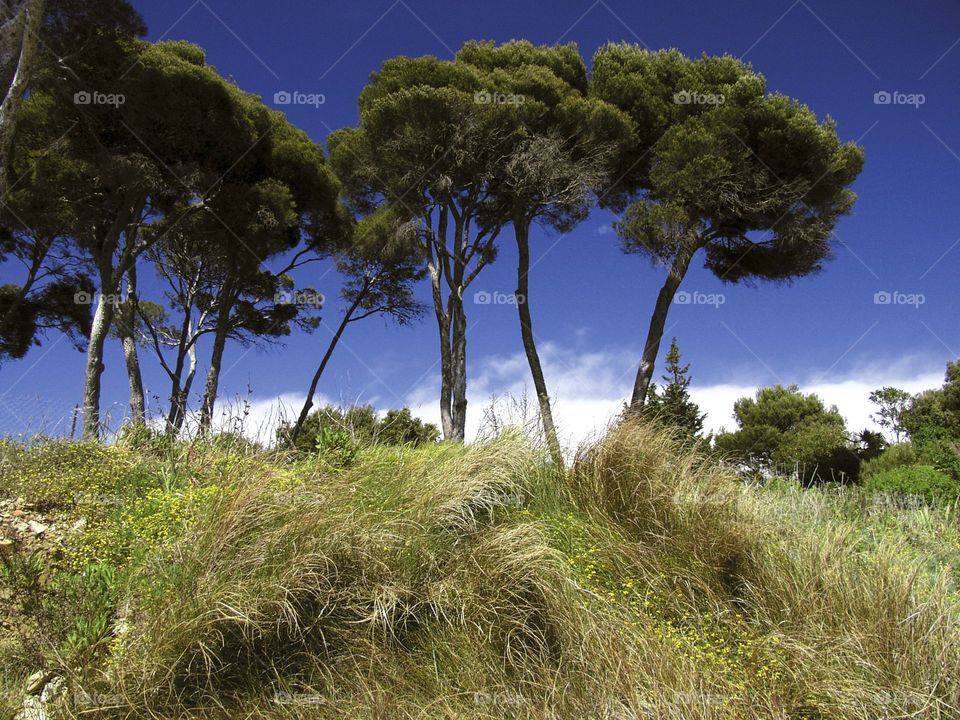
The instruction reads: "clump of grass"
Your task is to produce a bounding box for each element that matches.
[4,421,960,719]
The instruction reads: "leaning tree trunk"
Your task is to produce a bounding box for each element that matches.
[118,266,145,425]
[0,0,45,198]
[290,290,366,444]
[198,290,233,434]
[629,244,698,411]
[514,217,564,468]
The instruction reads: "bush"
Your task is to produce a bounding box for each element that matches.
[860,442,918,481]
[278,405,439,454]
[864,464,959,504]
[0,441,149,510]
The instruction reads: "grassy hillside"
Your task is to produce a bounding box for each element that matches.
[1,423,959,719]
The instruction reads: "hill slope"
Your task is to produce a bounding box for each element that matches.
[1,423,958,719]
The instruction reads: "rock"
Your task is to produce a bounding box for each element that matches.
[27,521,48,535]
[11,509,25,518]
[40,676,65,703]
[14,696,45,720]
[24,670,53,695]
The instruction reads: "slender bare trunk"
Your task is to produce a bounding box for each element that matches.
[118,266,145,425]
[427,206,456,440]
[629,243,698,410]
[0,0,45,197]
[81,290,114,439]
[198,287,234,434]
[514,218,564,468]
[290,290,366,445]
[448,293,468,442]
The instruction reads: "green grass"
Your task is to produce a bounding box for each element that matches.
[1,422,959,718]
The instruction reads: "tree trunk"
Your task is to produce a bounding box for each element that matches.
[118,266,145,425]
[167,343,198,434]
[514,218,564,468]
[81,291,115,439]
[198,289,234,434]
[629,243,699,411]
[448,292,468,442]
[426,206,456,440]
[290,290,366,445]
[0,0,45,198]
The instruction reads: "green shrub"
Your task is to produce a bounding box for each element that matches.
[865,464,959,504]
[917,438,960,482]
[315,425,360,469]
[860,443,918,481]
[68,484,222,570]
[278,405,439,454]
[0,441,149,510]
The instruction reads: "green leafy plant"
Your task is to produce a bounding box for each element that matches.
[865,464,959,505]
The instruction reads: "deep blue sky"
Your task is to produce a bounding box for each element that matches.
[2,0,959,439]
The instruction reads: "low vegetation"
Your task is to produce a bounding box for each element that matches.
[2,420,958,719]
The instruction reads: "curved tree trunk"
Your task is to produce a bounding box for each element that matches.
[0,0,45,198]
[514,217,564,468]
[629,244,698,411]
[119,266,145,425]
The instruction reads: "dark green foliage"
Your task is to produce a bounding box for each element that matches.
[865,465,959,505]
[714,384,859,484]
[278,405,439,454]
[860,443,918,481]
[644,338,705,442]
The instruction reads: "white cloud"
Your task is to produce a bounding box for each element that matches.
[237,347,948,449]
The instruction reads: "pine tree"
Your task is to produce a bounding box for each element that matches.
[645,338,706,441]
